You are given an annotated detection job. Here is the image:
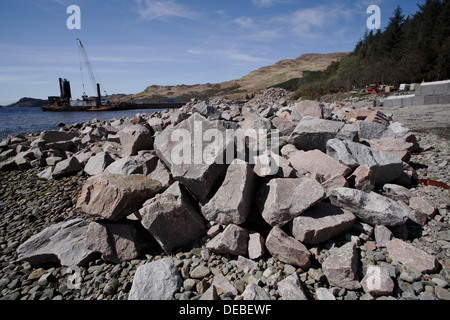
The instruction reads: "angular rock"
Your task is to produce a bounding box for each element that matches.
[348,164,375,192]
[291,100,324,120]
[147,159,173,189]
[14,151,35,170]
[329,188,410,227]
[192,101,221,120]
[206,224,248,257]
[280,144,301,159]
[322,242,361,290]
[17,219,97,267]
[265,227,311,269]
[321,174,350,197]
[76,173,163,221]
[248,231,265,260]
[326,139,404,186]
[271,117,297,137]
[138,182,206,254]
[37,167,53,180]
[199,285,219,301]
[128,258,182,300]
[361,266,395,297]
[315,288,336,300]
[289,203,356,245]
[257,178,325,227]
[118,124,154,157]
[277,273,308,300]
[201,159,255,225]
[52,156,82,179]
[85,220,151,264]
[357,121,391,140]
[289,150,352,180]
[211,273,238,296]
[242,284,270,300]
[368,138,413,162]
[374,225,394,248]
[383,184,412,204]
[236,255,259,272]
[386,239,439,273]
[409,197,436,219]
[105,153,158,176]
[252,150,295,178]
[84,152,115,176]
[40,131,79,143]
[288,116,345,152]
[154,113,231,200]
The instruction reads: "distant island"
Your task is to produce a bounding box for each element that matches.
[5,97,48,108]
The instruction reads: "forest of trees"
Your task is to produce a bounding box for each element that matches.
[288,0,450,100]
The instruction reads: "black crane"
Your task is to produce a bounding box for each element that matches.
[77,38,103,105]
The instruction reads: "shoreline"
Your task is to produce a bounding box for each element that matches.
[0,90,449,301]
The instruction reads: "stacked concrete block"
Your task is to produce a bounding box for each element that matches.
[378,80,450,107]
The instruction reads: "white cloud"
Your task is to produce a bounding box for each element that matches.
[188,47,272,66]
[232,16,256,29]
[283,4,353,39]
[135,0,198,21]
[252,0,279,8]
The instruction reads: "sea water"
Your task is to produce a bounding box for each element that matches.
[0,107,159,139]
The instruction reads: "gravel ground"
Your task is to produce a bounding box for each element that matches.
[0,104,449,301]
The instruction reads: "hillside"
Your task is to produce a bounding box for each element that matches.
[110,52,348,103]
[6,98,48,108]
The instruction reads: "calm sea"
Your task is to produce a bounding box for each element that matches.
[0,107,160,139]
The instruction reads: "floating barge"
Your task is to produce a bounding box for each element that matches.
[42,78,185,112]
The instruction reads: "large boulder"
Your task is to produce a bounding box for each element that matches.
[118,124,154,157]
[40,130,79,143]
[277,273,309,300]
[322,242,361,290]
[52,156,82,179]
[329,188,410,227]
[105,152,159,176]
[85,220,153,264]
[265,227,311,269]
[288,150,352,180]
[16,219,97,267]
[361,266,395,297]
[326,139,404,186]
[128,258,182,300]
[138,182,206,254]
[206,224,249,257]
[257,178,325,227]
[201,159,255,225]
[289,203,356,245]
[76,173,163,221]
[386,238,439,273]
[154,113,232,200]
[287,116,345,152]
[84,152,115,176]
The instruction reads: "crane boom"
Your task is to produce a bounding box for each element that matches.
[77,38,98,96]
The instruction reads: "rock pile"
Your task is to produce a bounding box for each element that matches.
[0,89,449,301]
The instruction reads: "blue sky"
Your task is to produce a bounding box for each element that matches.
[0,0,424,105]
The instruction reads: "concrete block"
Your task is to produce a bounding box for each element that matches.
[423,95,440,105]
[402,97,413,107]
[438,95,450,104]
[383,99,394,108]
[418,85,435,96]
[392,98,403,107]
[413,96,425,106]
[433,84,450,95]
